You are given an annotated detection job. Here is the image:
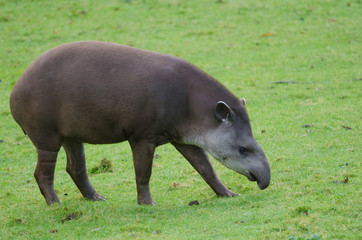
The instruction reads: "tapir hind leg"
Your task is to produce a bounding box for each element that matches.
[62,140,106,201]
[34,148,60,205]
[172,143,239,197]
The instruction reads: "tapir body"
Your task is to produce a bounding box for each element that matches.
[10,41,270,205]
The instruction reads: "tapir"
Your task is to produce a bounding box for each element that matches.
[10,41,270,205]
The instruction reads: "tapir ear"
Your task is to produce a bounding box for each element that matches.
[240,98,246,106]
[215,101,233,122]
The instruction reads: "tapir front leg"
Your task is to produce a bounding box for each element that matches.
[129,140,156,205]
[172,143,238,197]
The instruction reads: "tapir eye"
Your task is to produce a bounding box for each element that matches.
[239,147,247,156]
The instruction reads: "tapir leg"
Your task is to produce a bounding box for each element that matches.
[172,143,238,197]
[34,149,60,205]
[129,140,156,205]
[62,140,106,201]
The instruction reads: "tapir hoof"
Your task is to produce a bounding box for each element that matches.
[217,189,239,197]
[46,198,61,206]
[87,193,107,201]
[138,199,156,206]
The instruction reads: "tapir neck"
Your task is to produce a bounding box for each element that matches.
[174,68,239,147]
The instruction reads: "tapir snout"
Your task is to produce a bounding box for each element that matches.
[245,141,271,190]
[247,154,270,190]
[218,148,271,191]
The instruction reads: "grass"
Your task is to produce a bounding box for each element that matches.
[0,0,361,239]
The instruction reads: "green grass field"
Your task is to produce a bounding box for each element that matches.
[0,0,360,239]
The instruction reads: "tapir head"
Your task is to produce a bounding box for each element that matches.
[199,99,270,190]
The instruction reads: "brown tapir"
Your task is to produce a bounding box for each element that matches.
[10,41,270,205]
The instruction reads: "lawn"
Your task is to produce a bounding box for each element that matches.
[0,0,360,239]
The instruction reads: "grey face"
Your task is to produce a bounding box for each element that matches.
[195,101,270,190]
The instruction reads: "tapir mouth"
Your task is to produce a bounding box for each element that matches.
[247,172,257,182]
[247,171,270,190]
